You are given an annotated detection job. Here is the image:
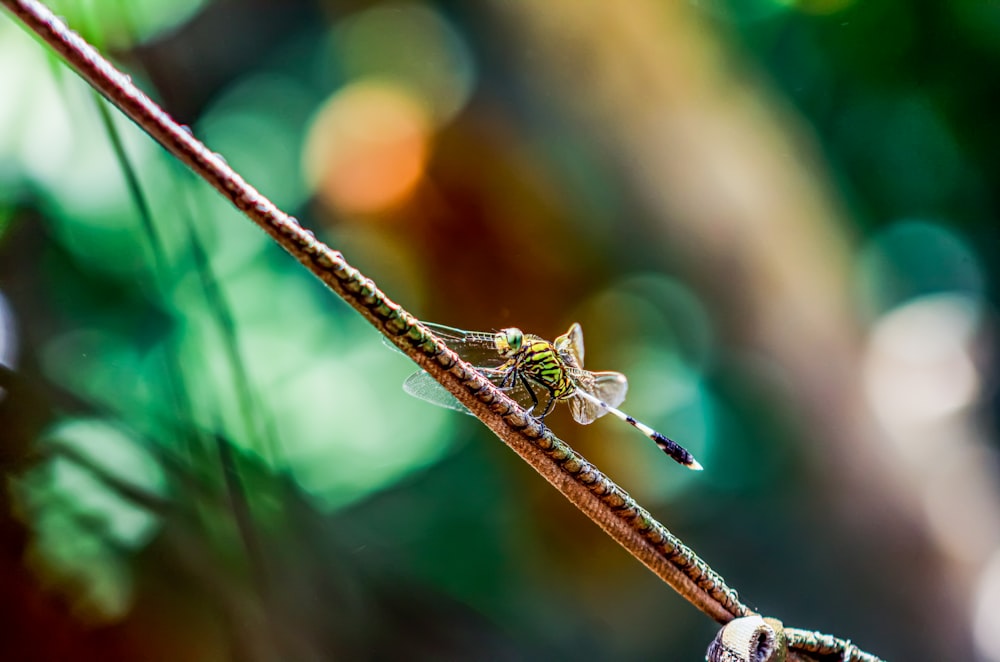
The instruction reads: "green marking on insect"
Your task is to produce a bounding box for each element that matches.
[398,322,702,470]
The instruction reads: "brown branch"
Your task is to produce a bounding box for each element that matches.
[0,2,883,660]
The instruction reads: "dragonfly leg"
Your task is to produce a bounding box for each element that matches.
[535,388,558,419]
[499,366,517,389]
[480,366,506,382]
[515,372,541,415]
[520,374,558,420]
[481,366,517,393]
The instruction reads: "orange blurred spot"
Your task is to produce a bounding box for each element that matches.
[303,81,430,215]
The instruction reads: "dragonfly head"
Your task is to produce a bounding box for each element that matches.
[495,327,524,356]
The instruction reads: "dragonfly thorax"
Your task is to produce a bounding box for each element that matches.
[494,327,524,357]
[495,327,574,401]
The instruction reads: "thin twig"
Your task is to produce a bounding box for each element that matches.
[0,2,883,660]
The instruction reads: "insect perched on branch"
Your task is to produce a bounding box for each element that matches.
[400,322,702,470]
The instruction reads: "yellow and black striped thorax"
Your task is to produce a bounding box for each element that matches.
[513,337,575,400]
[494,327,576,400]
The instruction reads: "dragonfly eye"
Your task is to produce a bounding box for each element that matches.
[496,327,523,355]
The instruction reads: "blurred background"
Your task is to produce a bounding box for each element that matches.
[1,0,998,660]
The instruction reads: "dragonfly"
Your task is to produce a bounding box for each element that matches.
[399,322,702,470]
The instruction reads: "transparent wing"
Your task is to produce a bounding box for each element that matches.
[553,322,585,368]
[419,322,497,349]
[566,370,628,424]
[402,371,471,414]
[402,367,548,416]
[567,393,603,425]
[382,322,507,369]
[591,371,628,408]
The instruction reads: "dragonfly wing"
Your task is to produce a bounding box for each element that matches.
[554,322,585,368]
[380,333,407,356]
[419,322,508,368]
[402,371,472,415]
[419,322,492,345]
[568,392,606,425]
[403,367,544,416]
[382,322,508,368]
[565,370,628,424]
[592,371,628,409]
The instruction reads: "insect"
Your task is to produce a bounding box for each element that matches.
[400,322,702,470]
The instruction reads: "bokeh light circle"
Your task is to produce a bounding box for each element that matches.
[303,80,431,214]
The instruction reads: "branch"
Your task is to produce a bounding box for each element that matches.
[0,2,883,660]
